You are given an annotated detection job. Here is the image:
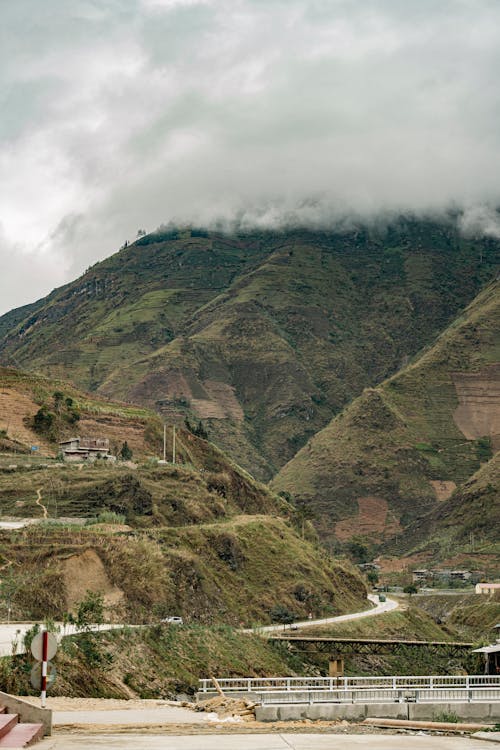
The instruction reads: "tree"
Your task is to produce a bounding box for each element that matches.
[347,541,369,564]
[33,406,54,434]
[184,419,208,440]
[75,590,104,632]
[293,498,315,539]
[403,584,418,596]
[53,391,64,412]
[367,570,379,586]
[269,605,296,628]
[119,441,133,461]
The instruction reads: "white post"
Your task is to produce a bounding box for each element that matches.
[163,424,166,462]
[172,425,176,464]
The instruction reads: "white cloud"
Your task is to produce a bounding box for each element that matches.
[1,0,500,314]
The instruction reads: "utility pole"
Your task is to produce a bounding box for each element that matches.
[172,425,176,464]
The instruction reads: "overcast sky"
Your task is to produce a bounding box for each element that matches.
[1,0,500,315]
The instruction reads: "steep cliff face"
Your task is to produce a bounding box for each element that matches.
[0,219,497,479]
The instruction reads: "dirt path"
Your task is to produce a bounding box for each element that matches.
[36,488,48,518]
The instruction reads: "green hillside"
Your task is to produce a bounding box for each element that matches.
[0,219,497,479]
[0,518,366,626]
[0,366,366,625]
[272,281,499,548]
[385,451,500,567]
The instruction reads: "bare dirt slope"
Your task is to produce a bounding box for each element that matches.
[452,364,500,449]
[0,387,53,454]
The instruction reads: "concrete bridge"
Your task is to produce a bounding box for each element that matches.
[198,675,500,724]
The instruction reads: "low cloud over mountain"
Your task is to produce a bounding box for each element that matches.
[2,0,500,312]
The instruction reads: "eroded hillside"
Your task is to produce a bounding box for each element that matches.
[272,281,499,550]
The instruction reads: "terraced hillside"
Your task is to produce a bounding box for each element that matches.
[273,281,500,548]
[0,367,366,624]
[0,366,164,458]
[384,451,500,571]
[0,219,498,479]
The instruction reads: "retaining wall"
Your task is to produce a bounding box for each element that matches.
[255,701,500,723]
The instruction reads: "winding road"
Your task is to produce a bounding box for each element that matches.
[243,594,399,634]
[0,595,398,657]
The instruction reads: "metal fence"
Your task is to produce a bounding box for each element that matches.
[199,675,500,705]
[198,675,500,695]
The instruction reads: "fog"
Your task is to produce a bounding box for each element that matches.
[1,0,500,314]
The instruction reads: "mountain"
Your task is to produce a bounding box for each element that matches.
[383,451,499,573]
[0,218,498,480]
[0,366,366,623]
[272,280,499,548]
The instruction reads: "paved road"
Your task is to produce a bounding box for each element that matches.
[33,733,490,749]
[53,707,213,726]
[0,594,397,656]
[245,594,399,634]
[0,623,118,657]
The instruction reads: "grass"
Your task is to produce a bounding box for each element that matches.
[291,605,457,641]
[386,451,500,564]
[0,624,312,698]
[433,711,459,723]
[287,603,482,677]
[0,512,367,626]
[416,592,500,641]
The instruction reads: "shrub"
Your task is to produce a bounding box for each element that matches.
[433,710,459,723]
[33,407,54,433]
[119,442,133,461]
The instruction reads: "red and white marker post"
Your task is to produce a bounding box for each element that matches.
[30,629,57,706]
[40,630,48,708]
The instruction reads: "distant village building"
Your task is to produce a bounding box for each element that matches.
[472,625,500,674]
[449,570,472,582]
[412,569,430,583]
[59,437,115,463]
[412,568,472,585]
[475,582,500,595]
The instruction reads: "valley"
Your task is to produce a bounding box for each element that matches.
[0,219,497,711]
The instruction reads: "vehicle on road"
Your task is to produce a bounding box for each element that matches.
[160,616,183,624]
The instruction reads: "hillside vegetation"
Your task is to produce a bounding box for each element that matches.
[284,603,481,676]
[0,219,497,479]
[273,281,499,550]
[0,366,367,626]
[0,366,163,459]
[0,520,366,625]
[416,592,500,641]
[0,603,481,698]
[385,452,500,569]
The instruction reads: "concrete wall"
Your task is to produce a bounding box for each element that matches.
[256,701,500,723]
[0,691,52,735]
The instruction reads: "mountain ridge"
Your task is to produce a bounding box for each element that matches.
[272,279,499,550]
[1,218,498,481]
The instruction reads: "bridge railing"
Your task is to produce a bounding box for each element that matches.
[198,675,500,694]
[259,686,500,705]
